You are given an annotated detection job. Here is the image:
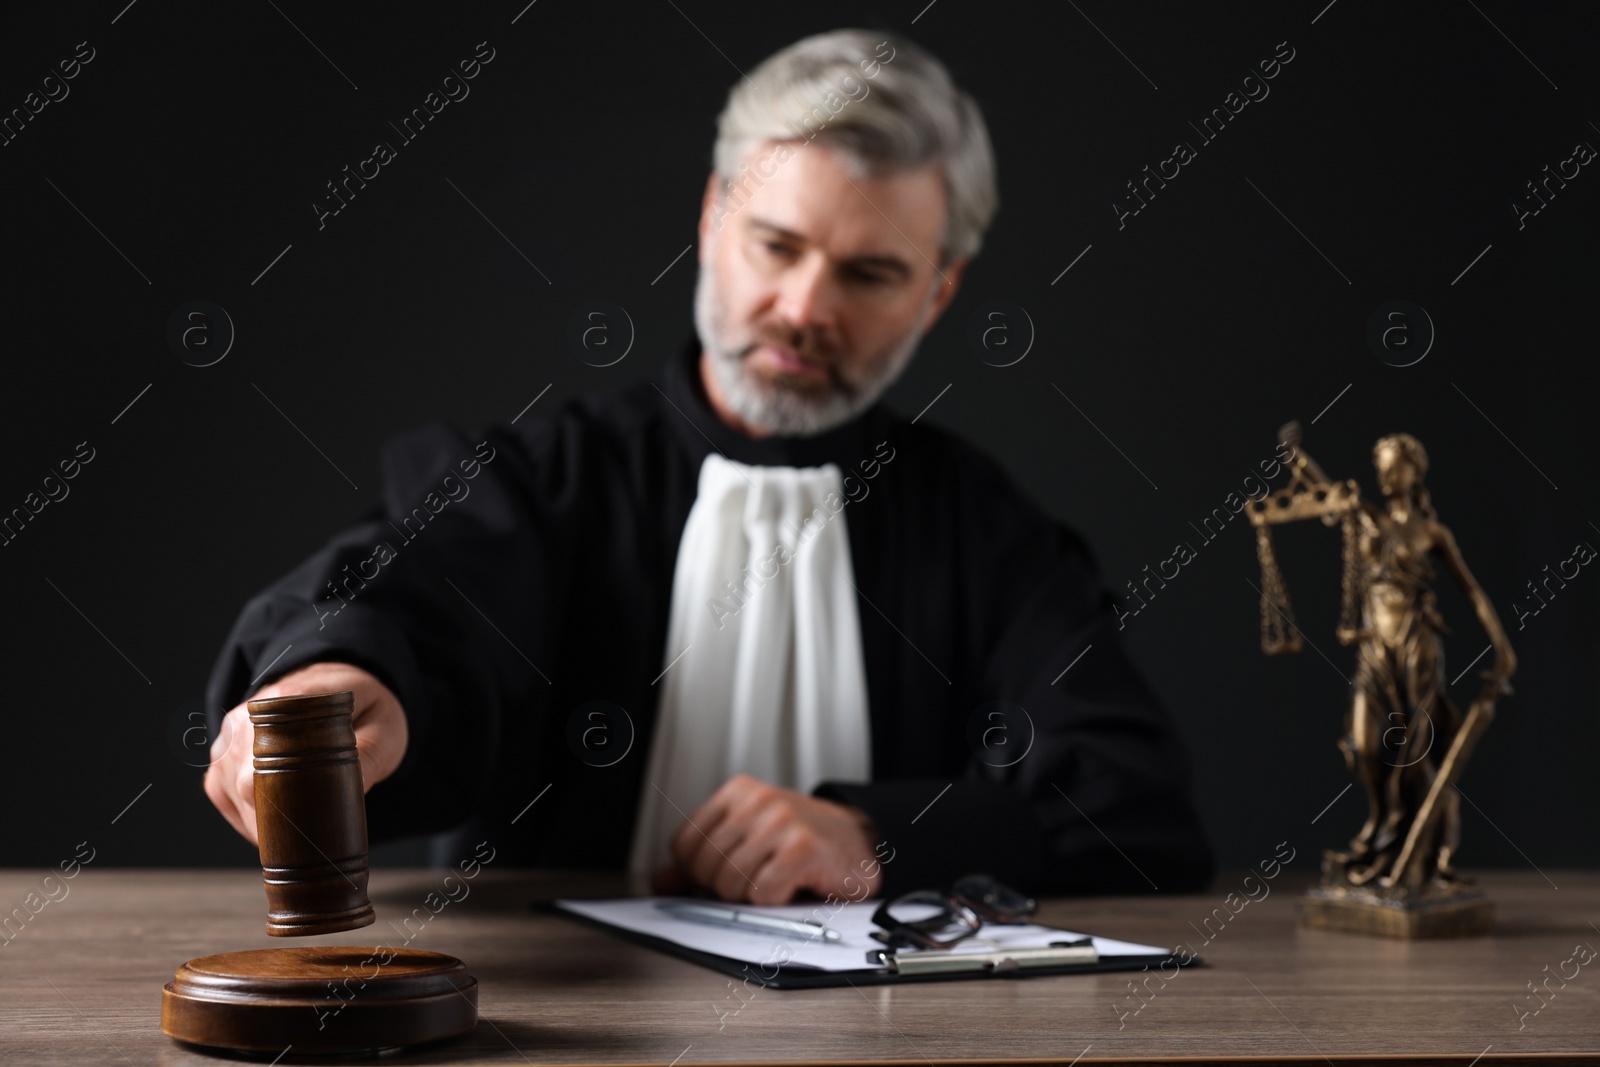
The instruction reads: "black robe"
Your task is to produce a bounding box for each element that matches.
[207,331,1214,897]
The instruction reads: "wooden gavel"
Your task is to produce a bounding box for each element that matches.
[248,690,376,936]
[161,690,475,1054]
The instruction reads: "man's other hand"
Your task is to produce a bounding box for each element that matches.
[651,774,884,904]
[202,661,410,846]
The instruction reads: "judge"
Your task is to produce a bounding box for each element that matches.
[204,28,1214,904]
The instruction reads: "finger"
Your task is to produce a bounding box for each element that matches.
[232,749,259,845]
[352,696,406,792]
[756,814,845,906]
[353,735,380,793]
[717,805,792,903]
[792,844,869,905]
[205,711,259,844]
[207,754,258,846]
[682,798,759,893]
[669,779,739,866]
[697,796,789,902]
[676,776,768,881]
[211,704,252,765]
[670,809,733,885]
[749,837,811,906]
[202,763,250,842]
[209,706,237,766]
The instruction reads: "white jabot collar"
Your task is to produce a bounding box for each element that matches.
[628,452,872,879]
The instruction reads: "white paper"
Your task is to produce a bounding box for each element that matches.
[555,897,1170,973]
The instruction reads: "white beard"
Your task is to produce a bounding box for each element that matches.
[692,237,937,437]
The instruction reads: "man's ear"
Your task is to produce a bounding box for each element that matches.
[922,254,971,331]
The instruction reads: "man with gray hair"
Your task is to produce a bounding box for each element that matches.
[204,29,1214,903]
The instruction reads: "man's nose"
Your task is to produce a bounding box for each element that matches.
[773,252,837,333]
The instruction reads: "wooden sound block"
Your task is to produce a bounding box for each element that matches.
[161,946,477,1054]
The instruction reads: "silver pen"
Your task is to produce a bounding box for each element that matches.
[656,900,842,943]
[870,938,1098,975]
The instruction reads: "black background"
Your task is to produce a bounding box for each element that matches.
[1,0,1593,879]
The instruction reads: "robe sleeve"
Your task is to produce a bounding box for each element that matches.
[813,445,1215,899]
[204,417,584,844]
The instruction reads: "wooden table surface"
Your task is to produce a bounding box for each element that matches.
[2,867,1596,1065]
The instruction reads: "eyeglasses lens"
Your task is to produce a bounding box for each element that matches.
[881,893,978,946]
[952,874,1036,922]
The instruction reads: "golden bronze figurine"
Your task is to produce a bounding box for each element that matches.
[1247,422,1516,937]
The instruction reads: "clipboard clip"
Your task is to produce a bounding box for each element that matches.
[868,937,1097,976]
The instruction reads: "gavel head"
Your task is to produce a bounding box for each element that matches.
[248,690,375,936]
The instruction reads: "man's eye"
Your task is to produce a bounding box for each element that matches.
[763,241,792,256]
[852,270,888,286]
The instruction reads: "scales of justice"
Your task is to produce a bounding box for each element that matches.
[1246,422,1517,938]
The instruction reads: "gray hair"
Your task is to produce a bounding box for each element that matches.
[710,28,998,265]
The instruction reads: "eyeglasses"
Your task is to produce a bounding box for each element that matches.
[869,873,1037,951]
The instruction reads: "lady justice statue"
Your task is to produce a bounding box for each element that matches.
[1247,422,1516,937]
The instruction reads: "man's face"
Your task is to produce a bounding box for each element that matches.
[694,140,968,436]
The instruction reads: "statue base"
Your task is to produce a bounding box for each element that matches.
[1296,850,1494,939]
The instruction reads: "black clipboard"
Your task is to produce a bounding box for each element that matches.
[542,901,1202,989]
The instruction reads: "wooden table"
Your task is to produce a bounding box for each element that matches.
[2,868,1596,1065]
